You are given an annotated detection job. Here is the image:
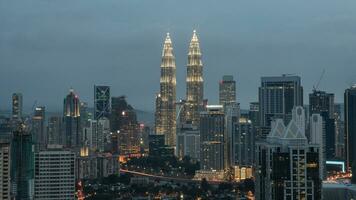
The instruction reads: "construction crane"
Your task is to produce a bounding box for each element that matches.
[313,69,326,92]
[282,73,296,77]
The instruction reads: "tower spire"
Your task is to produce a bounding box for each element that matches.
[155,33,177,146]
[184,30,204,126]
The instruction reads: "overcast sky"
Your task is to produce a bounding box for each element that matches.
[1,0,356,111]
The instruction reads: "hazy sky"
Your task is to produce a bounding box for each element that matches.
[1,0,356,111]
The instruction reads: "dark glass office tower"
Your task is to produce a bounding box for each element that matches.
[11,124,34,200]
[94,85,110,120]
[32,106,46,149]
[110,96,137,133]
[309,90,335,159]
[259,75,303,135]
[63,89,81,148]
[344,85,356,177]
[200,105,225,171]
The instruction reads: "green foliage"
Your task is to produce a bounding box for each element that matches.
[125,155,200,176]
[201,178,210,192]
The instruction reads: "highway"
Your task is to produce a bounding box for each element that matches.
[120,169,227,184]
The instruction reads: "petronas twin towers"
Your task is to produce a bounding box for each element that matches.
[155,30,204,147]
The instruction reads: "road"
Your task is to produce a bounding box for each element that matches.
[120,169,227,185]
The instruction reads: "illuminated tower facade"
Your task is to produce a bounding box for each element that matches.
[185,30,204,126]
[154,33,177,146]
[63,89,81,148]
[12,93,23,121]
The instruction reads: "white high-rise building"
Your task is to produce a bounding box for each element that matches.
[310,113,326,180]
[255,106,321,200]
[34,145,76,200]
[83,119,108,152]
[98,118,110,152]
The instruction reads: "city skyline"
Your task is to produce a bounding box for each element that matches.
[2,1,355,199]
[1,0,356,111]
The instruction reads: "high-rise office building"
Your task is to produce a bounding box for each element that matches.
[12,93,23,121]
[259,75,303,131]
[224,103,240,167]
[310,113,326,180]
[344,85,356,175]
[154,33,177,146]
[249,102,260,127]
[200,105,225,171]
[309,90,335,159]
[185,30,204,127]
[118,124,140,155]
[219,75,236,105]
[236,114,254,166]
[334,103,345,159]
[309,90,334,117]
[110,96,137,133]
[0,138,11,200]
[82,118,109,153]
[94,85,110,120]
[176,124,200,161]
[98,118,110,153]
[80,102,91,128]
[83,120,95,151]
[148,134,174,158]
[34,145,75,200]
[63,89,81,149]
[47,116,62,145]
[255,106,321,200]
[11,125,34,200]
[32,106,46,149]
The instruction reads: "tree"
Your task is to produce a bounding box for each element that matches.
[201,178,210,192]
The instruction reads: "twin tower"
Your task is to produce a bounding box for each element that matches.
[155,30,204,146]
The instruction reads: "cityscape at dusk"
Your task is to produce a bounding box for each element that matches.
[1,0,356,199]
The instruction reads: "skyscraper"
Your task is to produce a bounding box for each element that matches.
[47,116,62,145]
[309,90,335,159]
[224,103,240,167]
[110,96,137,133]
[259,75,303,132]
[83,119,103,152]
[237,114,254,166]
[249,102,260,127]
[12,93,23,121]
[334,103,345,159]
[255,106,321,200]
[185,30,204,127]
[11,124,34,200]
[310,113,326,180]
[32,106,46,149]
[63,89,81,148]
[344,85,356,175]
[200,105,225,171]
[0,138,11,200]
[176,123,200,161]
[34,145,75,200]
[94,85,110,120]
[219,75,236,105]
[154,33,176,146]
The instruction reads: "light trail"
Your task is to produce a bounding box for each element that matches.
[120,169,227,184]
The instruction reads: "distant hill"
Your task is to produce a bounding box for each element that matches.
[1,108,154,127]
